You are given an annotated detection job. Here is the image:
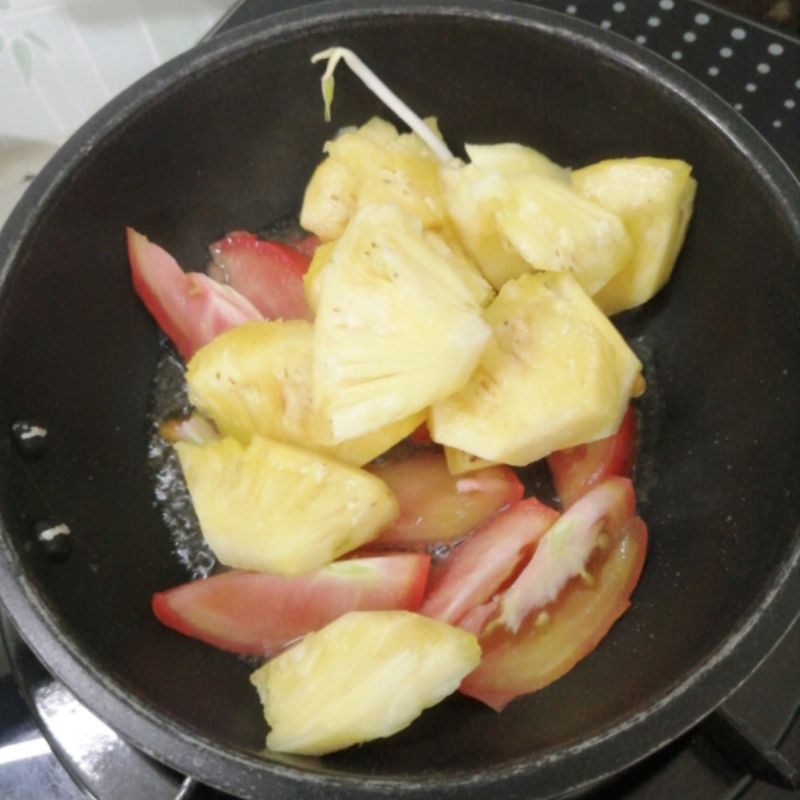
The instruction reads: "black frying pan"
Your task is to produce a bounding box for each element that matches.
[1,2,799,798]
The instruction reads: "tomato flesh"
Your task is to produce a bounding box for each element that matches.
[547,404,637,507]
[461,516,647,711]
[208,231,313,321]
[152,553,431,656]
[420,498,558,625]
[495,477,636,633]
[368,451,523,549]
[128,228,261,359]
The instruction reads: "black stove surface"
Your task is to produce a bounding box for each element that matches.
[1,1,799,798]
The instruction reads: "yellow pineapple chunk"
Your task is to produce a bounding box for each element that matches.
[175,436,398,575]
[440,160,532,290]
[303,241,335,314]
[306,229,492,312]
[441,150,631,293]
[465,142,569,183]
[430,272,642,466]
[572,157,697,314]
[251,610,480,755]
[443,445,497,475]
[423,228,496,307]
[186,320,424,466]
[495,175,633,295]
[312,203,491,443]
[187,320,312,446]
[300,116,447,241]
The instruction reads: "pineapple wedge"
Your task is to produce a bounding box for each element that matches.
[312,204,491,443]
[443,445,497,475]
[306,229,493,312]
[303,241,335,314]
[441,151,631,293]
[251,610,480,755]
[175,436,399,575]
[187,320,312,446]
[430,272,642,466]
[465,142,569,183]
[495,174,633,295]
[300,116,447,241]
[572,157,697,315]
[186,320,424,466]
[440,160,533,290]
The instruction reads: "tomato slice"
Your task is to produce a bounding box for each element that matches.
[128,228,262,360]
[460,516,647,711]
[408,422,432,445]
[208,231,313,321]
[494,477,636,634]
[547,404,637,508]
[368,451,523,549]
[152,553,431,656]
[419,498,558,625]
[292,233,321,258]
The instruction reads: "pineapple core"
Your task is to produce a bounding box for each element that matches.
[430,272,642,466]
[251,610,480,755]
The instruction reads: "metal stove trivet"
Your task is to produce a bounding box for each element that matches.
[1,1,798,798]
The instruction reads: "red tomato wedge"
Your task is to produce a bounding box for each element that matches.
[152,553,431,656]
[547,404,637,508]
[420,498,558,625]
[460,517,647,711]
[292,233,321,258]
[495,477,637,634]
[408,422,432,445]
[368,451,523,549]
[208,231,313,321]
[128,228,262,360]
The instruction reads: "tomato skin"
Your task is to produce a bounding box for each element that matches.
[292,234,321,258]
[152,553,431,656]
[128,228,262,359]
[460,507,648,711]
[368,451,523,549]
[208,231,313,321]
[547,404,637,508]
[408,422,432,445]
[419,498,558,625]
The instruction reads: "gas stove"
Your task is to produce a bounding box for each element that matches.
[1,1,799,798]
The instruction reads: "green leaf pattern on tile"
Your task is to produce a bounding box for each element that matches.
[0,0,55,83]
[24,29,51,53]
[0,1,53,84]
[11,37,32,83]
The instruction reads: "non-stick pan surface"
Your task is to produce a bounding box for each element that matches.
[1,2,799,798]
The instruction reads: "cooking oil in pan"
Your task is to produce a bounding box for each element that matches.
[146,342,216,580]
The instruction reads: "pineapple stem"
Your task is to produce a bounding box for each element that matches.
[311,46,454,163]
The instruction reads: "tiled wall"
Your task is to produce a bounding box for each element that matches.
[0,0,233,143]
